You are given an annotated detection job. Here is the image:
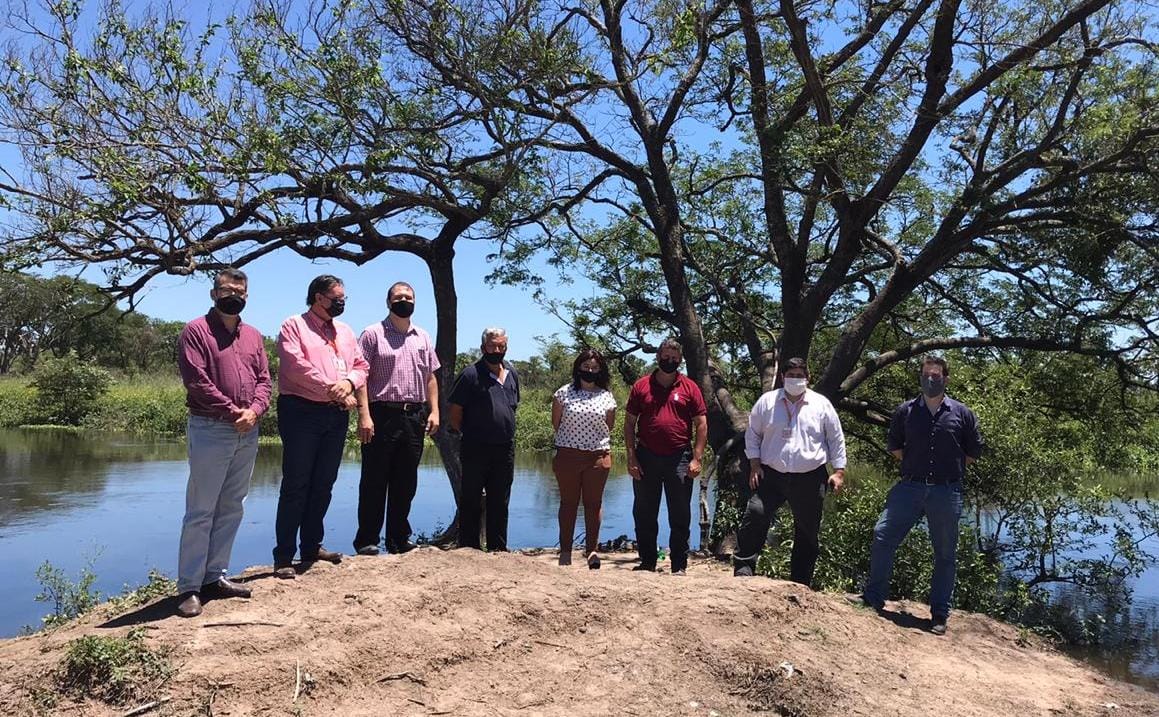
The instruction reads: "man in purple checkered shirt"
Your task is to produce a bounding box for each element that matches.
[352,281,442,556]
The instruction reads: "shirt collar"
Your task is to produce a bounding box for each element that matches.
[779,388,809,405]
[650,370,682,388]
[205,309,242,337]
[303,309,335,333]
[383,319,418,336]
[913,393,955,414]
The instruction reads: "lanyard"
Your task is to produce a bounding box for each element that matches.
[781,395,803,428]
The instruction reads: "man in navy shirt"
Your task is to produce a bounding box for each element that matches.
[448,327,520,551]
[861,354,983,635]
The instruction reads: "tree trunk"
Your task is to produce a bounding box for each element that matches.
[427,243,463,544]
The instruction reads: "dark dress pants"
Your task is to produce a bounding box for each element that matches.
[458,441,515,551]
[273,395,350,564]
[354,404,425,551]
[735,464,828,586]
[632,444,693,572]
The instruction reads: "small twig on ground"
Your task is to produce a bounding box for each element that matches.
[293,659,302,702]
[122,697,171,716]
[202,621,285,628]
[406,697,426,706]
[377,671,427,686]
[533,640,569,650]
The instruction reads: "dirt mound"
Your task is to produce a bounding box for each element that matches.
[0,549,1154,716]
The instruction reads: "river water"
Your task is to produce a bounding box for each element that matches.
[0,428,1156,690]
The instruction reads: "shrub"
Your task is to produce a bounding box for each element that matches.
[34,560,100,629]
[29,353,112,425]
[59,628,172,704]
[0,377,37,426]
[108,570,177,613]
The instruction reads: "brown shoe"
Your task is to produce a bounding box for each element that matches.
[201,577,252,599]
[302,547,342,564]
[176,592,202,618]
[274,563,296,580]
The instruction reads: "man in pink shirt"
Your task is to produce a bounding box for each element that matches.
[272,274,369,578]
[353,281,441,556]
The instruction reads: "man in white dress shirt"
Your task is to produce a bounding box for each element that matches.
[733,357,847,586]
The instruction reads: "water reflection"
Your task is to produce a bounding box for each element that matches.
[0,428,699,639]
[1,427,1156,691]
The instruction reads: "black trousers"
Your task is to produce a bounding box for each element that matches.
[459,441,515,551]
[735,464,828,586]
[353,404,426,551]
[273,395,350,564]
[632,445,693,572]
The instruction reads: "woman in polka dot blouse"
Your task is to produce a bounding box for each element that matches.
[551,348,618,568]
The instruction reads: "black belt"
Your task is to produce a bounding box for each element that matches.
[905,475,960,486]
[372,400,425,413]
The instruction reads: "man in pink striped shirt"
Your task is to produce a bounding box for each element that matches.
[272,274,369,579]
[353,281,441,556]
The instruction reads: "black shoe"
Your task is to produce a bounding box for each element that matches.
[632,564,657,572]
[201,577,252,599]
[587,552,601,570]
[734,565,754,577]
[387,540,418,554]
[930,616,948,636]
[355,544,380,556]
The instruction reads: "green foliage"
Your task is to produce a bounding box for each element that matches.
[29,353,113,426]
[34,559,101,629]
[59,628,173,704]
[108,570,177,613]
[86,376,188,434]
[0,376,36,426]
[514,387,555,453]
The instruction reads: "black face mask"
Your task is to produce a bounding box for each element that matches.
[390,300,415,318]
[324,298,345,318]
[215,295,245,316]
[658,358,680,374]
[922,375,946,398]
[483,351,505,366]
[578,370,600,384]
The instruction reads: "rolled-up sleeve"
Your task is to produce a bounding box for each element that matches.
[963,407,984,460]
[178,325,236,418]
[744,394,770,460]
[886,403,908,452]
[340,325,369,389]
[824,401,847,469]
[250,336,272,416]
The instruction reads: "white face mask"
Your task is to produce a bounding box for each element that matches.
[784,377,808,396]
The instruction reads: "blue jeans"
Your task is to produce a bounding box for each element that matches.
[863,480,963,619]
[178,415,259,594]
[273,395,350,564]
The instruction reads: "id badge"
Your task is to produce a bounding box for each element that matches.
[781,428,792,439]
[334,356,348,376]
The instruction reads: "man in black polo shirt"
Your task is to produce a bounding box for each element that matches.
[448,327,520,551]
[860,354,983,635]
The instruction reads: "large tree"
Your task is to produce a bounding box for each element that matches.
[381,0,1157,550]
[0,0,575,534]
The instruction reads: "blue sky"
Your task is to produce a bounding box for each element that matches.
[114,240,582,360]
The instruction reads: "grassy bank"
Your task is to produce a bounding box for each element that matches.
[0,375,612,451]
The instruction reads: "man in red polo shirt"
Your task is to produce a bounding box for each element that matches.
[624,338,708,574]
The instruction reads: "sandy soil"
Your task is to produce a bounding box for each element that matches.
[0,548,1155,716]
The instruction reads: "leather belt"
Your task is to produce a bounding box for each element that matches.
[905,475,960,486]
[373,401,425,413]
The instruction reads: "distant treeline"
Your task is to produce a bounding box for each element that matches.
[0,272,185,375]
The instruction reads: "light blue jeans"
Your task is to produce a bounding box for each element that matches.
[863,480,963,619]
[177,415,259,594]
